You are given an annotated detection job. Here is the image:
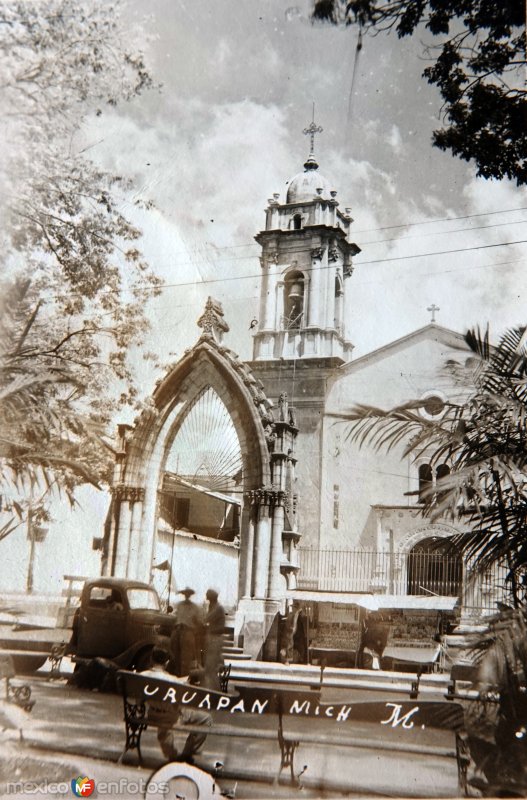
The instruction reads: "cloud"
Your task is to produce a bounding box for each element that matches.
[387,124,403,154]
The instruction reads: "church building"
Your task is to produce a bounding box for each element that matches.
[106,123,503,661]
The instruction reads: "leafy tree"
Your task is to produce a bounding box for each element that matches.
[313,0,527,185]
[344,326,527,606]
[0,1,161,529]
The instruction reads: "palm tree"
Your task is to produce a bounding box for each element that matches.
[343,325,527,607]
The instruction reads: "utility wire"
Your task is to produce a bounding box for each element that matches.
[153,216,527,267]
[112,236,527,280]
[354,205,527,234]
[145,206,527,262]
[356,238,527,267]
[40,248,527,304]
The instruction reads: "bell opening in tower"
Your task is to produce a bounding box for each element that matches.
[284,271,304,330]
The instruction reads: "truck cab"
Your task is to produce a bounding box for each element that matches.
[71,578,176,669]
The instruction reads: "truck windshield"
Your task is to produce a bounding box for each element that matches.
[127,589,160,611]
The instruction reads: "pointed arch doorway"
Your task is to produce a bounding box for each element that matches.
[107,299,300,655]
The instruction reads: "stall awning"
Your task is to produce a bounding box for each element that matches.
[287,590,458,612]
[383,645,441,664]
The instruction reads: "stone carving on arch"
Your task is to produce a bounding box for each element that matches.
[397,522,461,555]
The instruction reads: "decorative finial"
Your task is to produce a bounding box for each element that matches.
[427,304,440,323]
[303,102,323,170]
[198,297,229,343]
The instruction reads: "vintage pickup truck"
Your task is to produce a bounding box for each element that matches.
[0,577,177,675]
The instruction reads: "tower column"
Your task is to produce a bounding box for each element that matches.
[343,271,352,341]
[307,246,324,327]
[274,280,284,330]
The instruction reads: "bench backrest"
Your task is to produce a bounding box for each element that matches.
[117,670,320,718]
[315,699,464,730]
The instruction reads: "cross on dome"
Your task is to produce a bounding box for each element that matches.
[302,103,323,170]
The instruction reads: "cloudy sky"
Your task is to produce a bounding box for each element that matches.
[85,0,526,395]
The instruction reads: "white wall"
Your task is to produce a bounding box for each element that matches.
[153,529,239,611]
[320,331,470,549]
[0,485,107,596]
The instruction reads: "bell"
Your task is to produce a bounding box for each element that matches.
[288,281,303,300]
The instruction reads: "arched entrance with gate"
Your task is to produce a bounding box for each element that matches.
[106,299,300,656]
[407,536,462,596]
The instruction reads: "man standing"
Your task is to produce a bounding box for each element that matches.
[146,647,211,764]
[171,588,203,676]
[203,589,225,690]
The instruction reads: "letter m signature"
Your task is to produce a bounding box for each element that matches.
[380,703,419,730]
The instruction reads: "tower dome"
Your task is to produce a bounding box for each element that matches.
[286,155,332,203]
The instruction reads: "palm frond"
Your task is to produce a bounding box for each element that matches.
[343,325,527,594]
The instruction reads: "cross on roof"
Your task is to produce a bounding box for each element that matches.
[303,102,323,155]
[427,304,440,323]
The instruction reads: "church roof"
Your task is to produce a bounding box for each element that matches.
[337,323,468,374]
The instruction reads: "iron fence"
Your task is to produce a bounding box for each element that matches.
[297,547,511,612]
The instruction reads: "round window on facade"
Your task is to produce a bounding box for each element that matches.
[423,395,445,416]
[419,391,447,420]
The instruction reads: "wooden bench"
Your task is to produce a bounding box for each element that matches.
[0,654,35,712]
[446,663,478,699]
[117,668,469,792]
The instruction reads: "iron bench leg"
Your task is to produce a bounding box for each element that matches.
[49,644,67,679]
[276,709,300,786]
[456,731,471,797]
[119,698,147,766]
[7,681,34,712]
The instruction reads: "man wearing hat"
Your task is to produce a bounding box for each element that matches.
[170,587,204,676]
[203,589,226,690]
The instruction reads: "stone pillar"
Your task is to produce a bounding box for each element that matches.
[112,486,145,578]
[136,480,160,584]
[252,496,272,598]
[113,496,132,576]
[127,496,145,580]
[239,505,256,599]
[370,510,387,593]
[268,500,285,599]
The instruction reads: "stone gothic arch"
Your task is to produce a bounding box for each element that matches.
[107,299,300,656]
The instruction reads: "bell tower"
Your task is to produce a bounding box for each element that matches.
[248,116,361,549]
[252,115,361,363]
